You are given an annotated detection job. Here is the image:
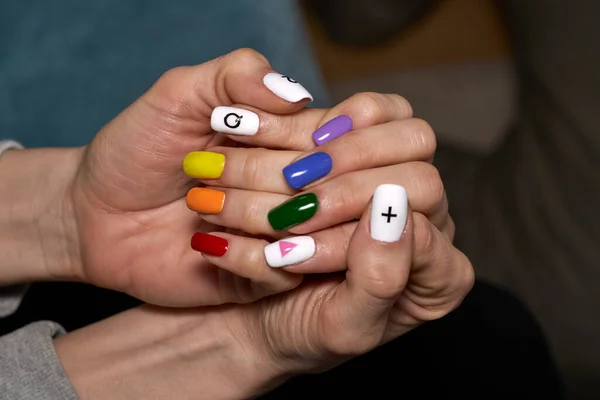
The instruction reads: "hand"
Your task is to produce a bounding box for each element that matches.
[66,49,419,307]
[240,185,474,375]
[54,187,472,399]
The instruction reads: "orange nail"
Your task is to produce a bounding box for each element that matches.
[186,188,226,214]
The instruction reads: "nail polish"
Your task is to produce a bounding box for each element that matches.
[283,152,332,190]
[370,184,408,243]
[264,236,316,268]
[263,72,313,103]
[268,193,318,231]
[183,151,225,179]
[186,188,226,214]
[191,233,228,256]
[312,115,353,146]
[210,106,259,136]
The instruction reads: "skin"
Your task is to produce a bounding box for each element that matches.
[0,49,474,398]
[0,48,452,308]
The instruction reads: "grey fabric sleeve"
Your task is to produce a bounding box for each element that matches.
[0,322,78,400]
[0,140,29,318]
[0,140,79,399]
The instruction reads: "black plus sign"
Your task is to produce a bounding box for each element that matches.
[381,207,397,223]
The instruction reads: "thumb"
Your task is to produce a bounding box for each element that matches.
[325,184,413,353]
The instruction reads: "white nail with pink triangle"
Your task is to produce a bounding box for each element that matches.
[264,236,316,268]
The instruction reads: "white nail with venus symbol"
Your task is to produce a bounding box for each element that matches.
[264,236,316,268]
[370,184,408,242]
[263,73,313,103]
[210,106,260,136]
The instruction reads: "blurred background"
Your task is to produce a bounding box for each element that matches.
[302,0,513,153]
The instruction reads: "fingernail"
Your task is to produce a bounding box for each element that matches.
[210,106,259,136]
[312,115,353,146]
[263,72,313,103]
[186,188,226,214]
[191,233,228,256]
[370,184,408,243]
[183,151,225,179]
[268,193,318,231]
[264,236,316,268]
[283,152,332,190]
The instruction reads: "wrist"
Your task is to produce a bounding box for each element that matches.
[0,146,84,284]
[55,304,292,400]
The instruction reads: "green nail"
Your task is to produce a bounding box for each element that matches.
[268,193,319,231]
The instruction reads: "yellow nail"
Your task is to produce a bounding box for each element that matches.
[183,151,225,179]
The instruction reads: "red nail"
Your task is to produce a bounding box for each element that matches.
[191,233,228,257]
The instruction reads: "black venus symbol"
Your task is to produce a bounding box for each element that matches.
[224,113,243,129]
[281,75,298,83]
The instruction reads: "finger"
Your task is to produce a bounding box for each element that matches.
[286,162,446,234]
[185,118,436,195]
[281,118,436,191]
[145,48,313,125]
[195,162,446,236]
[209,92,414,152]
[190,222,355,292]
[320,184,413,354]
[190,232,302,302]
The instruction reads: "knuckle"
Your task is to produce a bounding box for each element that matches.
[363,269,407,300]
[226,48,268,65]
[240,148,267,191]
[239,192,263,235]
[326,175,362,217]
[337,134,369,168]
[408,162,445,214]
[158,66,190,85]
[413,213,437,260]
[388,93,414,118]
[244,245,270,279]
[407,118,437,159]
[348,92,387,126]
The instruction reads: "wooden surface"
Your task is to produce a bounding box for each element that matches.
[302,0,511,83]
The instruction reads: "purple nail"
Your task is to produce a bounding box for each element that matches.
[312,115,353,146]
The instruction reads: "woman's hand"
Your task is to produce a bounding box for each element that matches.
[55,186,473,400]
[244,184,474,375]
[66,49,424,307]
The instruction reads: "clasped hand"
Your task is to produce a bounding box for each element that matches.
[21,49,473,397]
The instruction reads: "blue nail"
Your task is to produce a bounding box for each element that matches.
[283,152,333,190]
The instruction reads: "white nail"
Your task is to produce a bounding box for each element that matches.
[370,184,408,243]
[263,72,313,103]
[264,236,316,268]
[210,106,259,136]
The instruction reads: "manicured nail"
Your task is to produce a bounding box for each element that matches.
[210,106,259,136]
[312,115,353,146]
[263,72,313,103]
[191,233,228,256]
[183,151,225,179]
[268,193,318,231]
[264,236,316,268]
[186,188,226,214]
[283,152,333,190]
[370,184,408,243]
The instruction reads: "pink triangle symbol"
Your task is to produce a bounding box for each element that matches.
[279,241,298,257]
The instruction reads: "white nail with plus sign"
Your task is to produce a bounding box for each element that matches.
[210,106,260,136]
[264,236,316,268]
[370,184,408,243]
